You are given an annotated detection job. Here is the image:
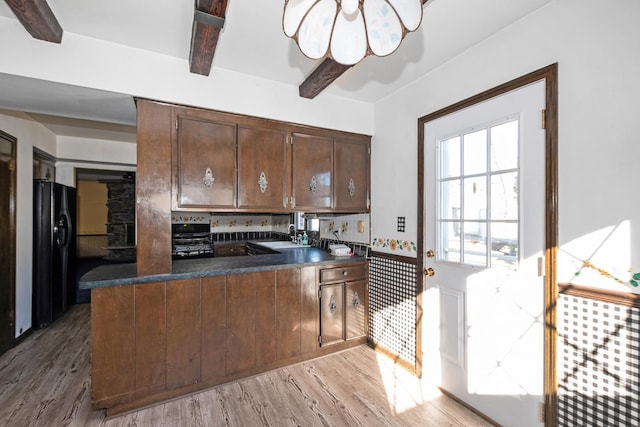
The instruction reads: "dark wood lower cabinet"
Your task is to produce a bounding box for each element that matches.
[90,262,367,415]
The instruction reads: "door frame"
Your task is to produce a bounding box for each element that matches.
[416,64,558,426]
[0,129,17,354]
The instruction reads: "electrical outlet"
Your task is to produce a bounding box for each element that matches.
[358,220,365,233]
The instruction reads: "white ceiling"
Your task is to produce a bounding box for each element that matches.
[0,0,551,139]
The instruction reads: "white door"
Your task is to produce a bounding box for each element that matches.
[423,81,546,427]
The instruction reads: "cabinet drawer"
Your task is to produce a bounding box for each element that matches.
[214,244,247,257]
[320,264,366,284]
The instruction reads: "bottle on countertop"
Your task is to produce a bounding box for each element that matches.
[301,231,308,246]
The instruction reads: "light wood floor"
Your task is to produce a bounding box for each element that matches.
[0,304,494,426]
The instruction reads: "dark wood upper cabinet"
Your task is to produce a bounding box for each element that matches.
[237,126,288,210]
[334,137,370,212]
[174,112,237,210]
[291,133,333,211]
[162,102,370,213]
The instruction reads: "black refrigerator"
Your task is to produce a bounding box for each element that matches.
[33,180,76,329]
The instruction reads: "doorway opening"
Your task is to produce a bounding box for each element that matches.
[75,168,136,303]
[0,130,17,356]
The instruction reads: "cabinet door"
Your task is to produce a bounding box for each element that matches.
[320,283,344,346]
[291,133,332,210]
[175,115,236,209]
[345,280,367,340]
[237,126,288,210]
[334,137,370,212]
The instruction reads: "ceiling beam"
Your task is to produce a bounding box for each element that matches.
[4,0,63,43]
[298,0,429,99]
[299,59,353,99]
[189,0,229,76]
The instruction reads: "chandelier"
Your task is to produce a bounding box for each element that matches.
[283,0,423,66]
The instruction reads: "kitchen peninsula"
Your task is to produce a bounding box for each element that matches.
[81,99,372,416]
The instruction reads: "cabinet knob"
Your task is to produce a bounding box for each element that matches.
[348,178,355,197]
[203,167,215,189]
[343,271,348,276]
[258,171,268,193]
[424,267,436,277]
[309,175,318,193]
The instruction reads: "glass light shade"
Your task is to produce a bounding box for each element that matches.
[283,0,423,65]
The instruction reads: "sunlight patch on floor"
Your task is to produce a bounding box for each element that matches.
[375,352,441,415]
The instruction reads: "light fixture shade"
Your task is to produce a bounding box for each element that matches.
[283,0,423,66]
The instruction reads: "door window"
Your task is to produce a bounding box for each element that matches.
[436,118,519,268]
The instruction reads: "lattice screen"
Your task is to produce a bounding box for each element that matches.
[558,294,640,426]
[368,255,417,367]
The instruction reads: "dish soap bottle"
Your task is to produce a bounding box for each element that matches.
[301,231,308,246]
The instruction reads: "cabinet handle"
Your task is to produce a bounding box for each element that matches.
[348,178,355,197]
[329,294,337,314]
[352,291,360,307]
[309,175,317,193]
[203,168,215,189]
[258,171,268,193]
[343,271,348,276]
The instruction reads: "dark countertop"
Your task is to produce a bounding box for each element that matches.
[79,243,365,289]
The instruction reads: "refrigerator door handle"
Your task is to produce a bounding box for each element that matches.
[54,214,69,247]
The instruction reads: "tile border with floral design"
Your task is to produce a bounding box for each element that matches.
[372,237,417,253]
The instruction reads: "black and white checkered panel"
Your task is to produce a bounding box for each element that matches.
[368,255,417,367]
[558,294,640,427]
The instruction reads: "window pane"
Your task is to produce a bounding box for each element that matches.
[463,177,487,220]
[439,221,460,262]
[463,129,487,175]
[440,136,461,178]
[491,121,518,171]
[491,172,518,220]
[490,222,518,268]
[439,179,461,220]
[463,222,487,266]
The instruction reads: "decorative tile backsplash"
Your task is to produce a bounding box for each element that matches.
[319,213,370,245]
[372,237,417,253]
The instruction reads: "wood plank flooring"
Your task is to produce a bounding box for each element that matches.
[0,304,494,426]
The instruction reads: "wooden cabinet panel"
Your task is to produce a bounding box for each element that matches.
[319,262,368,347]
[256,271,277,366]
[291,133,333,210]
[320,283,344,346]
[91,286,135,406]
[166,279,201,389]
[276,269,301,360]
[175,115,236,209]
[201,276,226,382]
[300,266,318,354]
[334,137,370,212]
[226,274,256,375]
[134,282,166,398]
[136,100,172,276]
[345,280,367,340]
[238,126,288,210]
[319,263,367,284]
[214,243,247,257]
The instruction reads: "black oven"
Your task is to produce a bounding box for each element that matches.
[171,223,214,259]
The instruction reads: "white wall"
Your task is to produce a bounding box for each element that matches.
[0,16,373,136]
[0,110,57,336]
[371,0,640,293]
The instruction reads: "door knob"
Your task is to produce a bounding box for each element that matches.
[423,267,435,277]
[426,249,435,258]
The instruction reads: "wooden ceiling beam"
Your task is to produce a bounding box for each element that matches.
[189,0,229,76]
[299,59,353,99]
[4,0,63,43]
[298,0,429,99]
